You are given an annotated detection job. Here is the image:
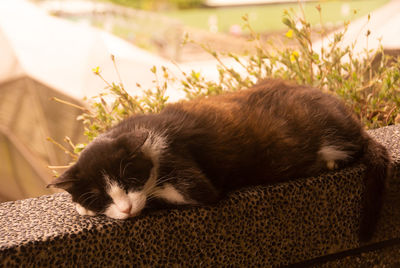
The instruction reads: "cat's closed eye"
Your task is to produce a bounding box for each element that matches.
[76,189,111,213]
[117,177,144,194]
[121,156,153,183]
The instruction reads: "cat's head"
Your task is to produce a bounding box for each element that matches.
[48,130,159,219]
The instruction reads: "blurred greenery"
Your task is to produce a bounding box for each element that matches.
[100,0,389,32]
[166,0,389,32]
[100,0,204,10]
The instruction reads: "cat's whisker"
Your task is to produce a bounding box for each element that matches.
[155,174,174,185]
[145,195,158,202]
[79,196,97,208]
[78,193,96,203]
[77,190,99,206]
[143,171,177,196]
[125,177,141,183]
[122,162,133,179]
[146,179,176,197]
[86,197,98,210]
[119,158,124,178]
[78,191,98,200]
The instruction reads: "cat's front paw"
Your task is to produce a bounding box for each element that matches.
[75,203,96,216]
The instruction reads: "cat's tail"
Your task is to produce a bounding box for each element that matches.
[359,133,392,242]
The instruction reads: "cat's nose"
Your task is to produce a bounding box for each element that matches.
[120,205,132,214]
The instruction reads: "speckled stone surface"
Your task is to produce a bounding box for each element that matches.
[0,126,399,267]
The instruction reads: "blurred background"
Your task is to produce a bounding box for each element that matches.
[0,0,398,202]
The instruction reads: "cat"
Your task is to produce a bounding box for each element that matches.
[48,79,391,242]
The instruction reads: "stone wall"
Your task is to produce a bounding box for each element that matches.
[1,125,399,266]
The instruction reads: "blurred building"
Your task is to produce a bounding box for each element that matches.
[314,0,400,56]
[0,0,176,201]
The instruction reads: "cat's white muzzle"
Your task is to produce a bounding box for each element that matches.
[104,191,146,219]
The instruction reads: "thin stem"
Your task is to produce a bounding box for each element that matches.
[51,97,89,112]
[47,137,78,160]
[111,54,124,88]
[48,165,70,169]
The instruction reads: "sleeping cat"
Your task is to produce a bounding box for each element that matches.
[48,79,391,242]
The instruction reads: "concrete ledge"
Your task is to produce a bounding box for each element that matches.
[1,126,399,266]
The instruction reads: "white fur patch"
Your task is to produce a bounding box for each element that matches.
[140,130,168,196]
[318,145,350,170]
[152,183,187,204]
[103,175,147,219]
[141,130,167,167]
[104,178,130,219]
[75,203,96,216]
[326,160,337,170]
[137,132,190,205]
[127,191,147,214]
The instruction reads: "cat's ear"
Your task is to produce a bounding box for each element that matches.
[46,170,76,190]
[115,130,149,151]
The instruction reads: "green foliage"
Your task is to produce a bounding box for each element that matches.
[166,0,389,33]
[50,57,170,162]
[81,61,170,142]
[179,9,400,129]
[52,6,400,163]
[101,0,204,10]
[267,9,400,129]
[170,0,204,9]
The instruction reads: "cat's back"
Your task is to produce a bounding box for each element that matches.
[162,79,283,126]
[163,79,350,131]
